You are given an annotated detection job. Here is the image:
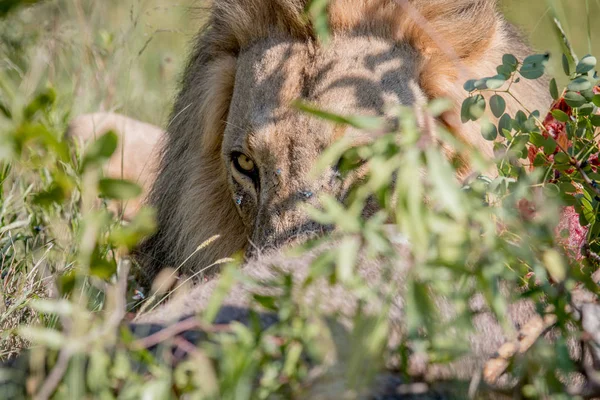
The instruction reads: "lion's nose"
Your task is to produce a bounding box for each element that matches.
[246,219,331,258]
[247,187,333,256]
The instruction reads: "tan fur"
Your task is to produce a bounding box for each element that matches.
[135,0,551,286]
[67,112,163,219]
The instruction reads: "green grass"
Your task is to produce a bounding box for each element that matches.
[0,0,200,128]
[502,0,600,82]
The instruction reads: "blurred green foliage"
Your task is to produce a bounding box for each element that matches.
[0,0,199,128]
[0,0,43,17]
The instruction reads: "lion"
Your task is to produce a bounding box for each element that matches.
[135,0,550,286]
[67,112,163,219]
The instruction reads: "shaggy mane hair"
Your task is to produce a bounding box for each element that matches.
[135,0,549,287]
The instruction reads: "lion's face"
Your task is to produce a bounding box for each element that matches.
[139,0,551,283]
[221,36,425,250]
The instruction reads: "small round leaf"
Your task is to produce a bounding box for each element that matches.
[486,75,506,90]
[463,79,476,92]
[564,91,587,108]
[551,109,569,122]
[502,54,518,70]
[554,152,570,164]
[498,113,512,136]
[490,95,506,118]
[576,55,597,74]
[568,77,593,92]
[481,120,498,141]
[469,94,486,121]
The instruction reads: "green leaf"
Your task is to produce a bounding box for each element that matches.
[463,79,476,92]
[490,95,506,118]
[32,184,66,207]
[576,55,597,74]
[581,88,596,101]
[98,178,142,200]
[582,198,596,225]
[426,149,465,220]
[543,249,567,282]
[202,265,237,323]
[308,0,331,44]
[294,100,383,130]
[529,131,545,148]
[551,109,569,122]
[0,0,45,17]
[405,280,436,336]
[498,113,512,137]
[549,78,559,100]
[29,299,74,317]
[427,98,452,117]
[496,64,513,77]
[23,88,56,120]
[87,351,112,391]
[18,327,65,349]
[481,120,498,141]
[554,152,570,164]
[461,97,473,123]
[579,103,594,116]
[0,98,11,119]
[593,94,600,107]
[515,110,527,125]
[142,379,172,400]
[564,91,587,108]
[336,236,360,283]
[253,295,278,311]
[486,75,506,90]
[476,79,490,90]
[543,183,561,198]
[462,94,486,122]
[562,54,571,76]
[510,134,530,157]
[568,76,593,92]
[513,110,528,131]
[90,247,117,279]
[543,138,557,155]
[519,54,549,80]
[591,115,600,127]
[82,131,118,170]
[533,152,546,167]
[109,207,157,250]
[502,54,518,70]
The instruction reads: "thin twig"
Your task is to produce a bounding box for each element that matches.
[130,317,231,351]
[483,313,557,385]
[34,348,72,400]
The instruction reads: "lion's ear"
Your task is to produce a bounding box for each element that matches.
[329,0,498,62]
[399,0,498,62]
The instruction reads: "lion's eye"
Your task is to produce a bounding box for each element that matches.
[236,154,254,171]
[231,152,258,182]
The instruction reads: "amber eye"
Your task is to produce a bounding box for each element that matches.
[231,152,258,182]
[236,154,254,171]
